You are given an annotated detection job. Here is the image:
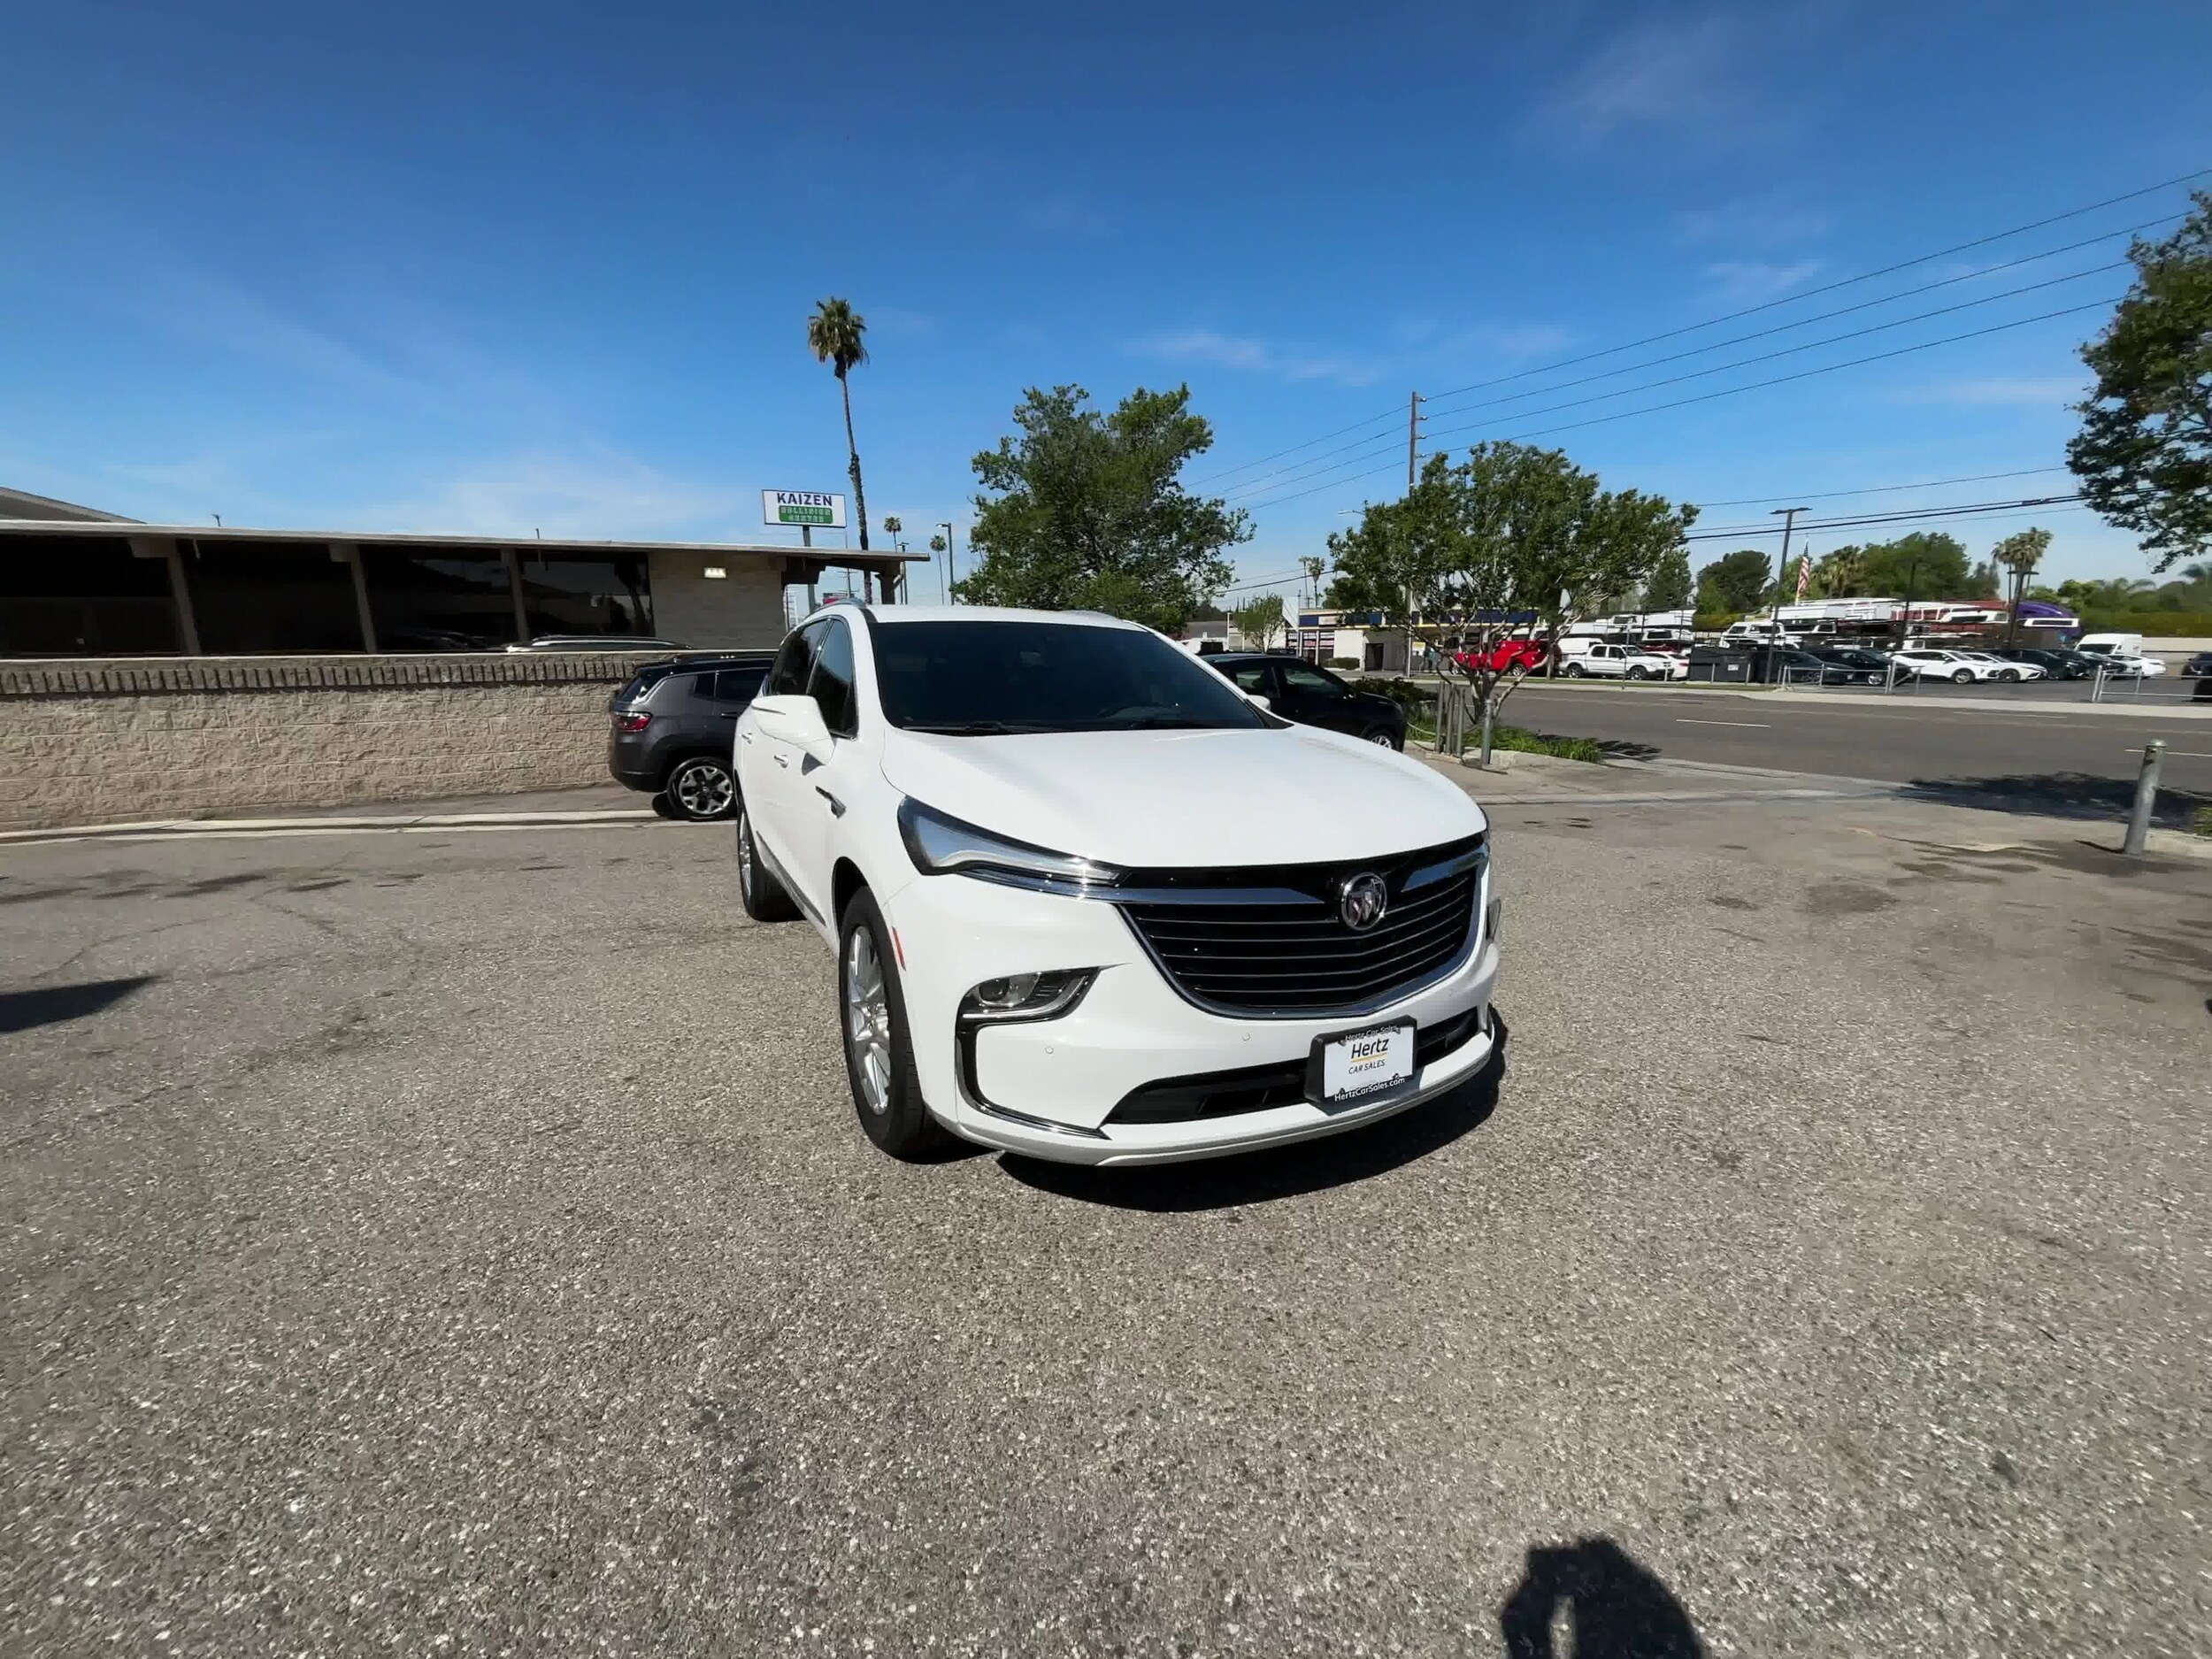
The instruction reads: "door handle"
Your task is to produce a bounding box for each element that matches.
[738,730,753,744]
[816,787,845,818]
[772,753,789,768]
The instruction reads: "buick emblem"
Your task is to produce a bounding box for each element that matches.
[1337,872,1388,932]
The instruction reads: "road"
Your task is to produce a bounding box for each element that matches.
[1495,681,2212,804]
[4,795,2208,1656]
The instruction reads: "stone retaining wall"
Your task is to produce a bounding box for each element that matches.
[0,653,673,829]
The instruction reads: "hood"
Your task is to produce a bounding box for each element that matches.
[878,725,1486,869]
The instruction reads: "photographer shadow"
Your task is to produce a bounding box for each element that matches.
[1500,1536,1706,1658]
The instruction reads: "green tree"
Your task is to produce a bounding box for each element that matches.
[2069,192,2212,572]
[1335,442,1693,751]
[1642,544,1694,611]
[1698,549,1773,612]
[954,384,1248,631]
[1855,532,1970,598]
[1231,593,1286,649]
[1813,545,1865,598]
[1967,557,2001,597]
[806,297,872,552]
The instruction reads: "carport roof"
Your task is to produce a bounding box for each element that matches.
[0,518,927,567]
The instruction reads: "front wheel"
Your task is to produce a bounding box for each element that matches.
[1563,663,1585,679]
[1362,726,1402,750]
[1997,668,2021,682]
[1626,665,1648,680]
[1951,669,1974,685]
[665,755,737,821]
[735,806,798,922]
[838,888,949,1160]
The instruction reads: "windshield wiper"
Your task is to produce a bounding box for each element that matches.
[905,720,1032,735]
[1108,715,1228,730]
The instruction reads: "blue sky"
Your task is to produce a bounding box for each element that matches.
[4,1,2208,601]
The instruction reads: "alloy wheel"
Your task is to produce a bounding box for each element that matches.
[844,929,894,1117]
[674,760,734,818]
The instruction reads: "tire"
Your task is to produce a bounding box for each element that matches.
[1997,669,2021,682]
[837,887,949,1160]
[1563,663,1585,679]
[1950,669,1974,685]
[665,755,737,821]
[734,804,798,922]
[1362,725,1402,749]
[1626,665,1648,680]
[649,792,679,819]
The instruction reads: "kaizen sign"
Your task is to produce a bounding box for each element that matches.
[762,489,847,529]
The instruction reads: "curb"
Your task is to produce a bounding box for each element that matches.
[0,807,660,849]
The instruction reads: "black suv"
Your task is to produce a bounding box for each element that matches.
[1202,652,1406,749]
[607,655,773,820]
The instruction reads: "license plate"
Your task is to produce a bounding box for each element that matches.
[1313,1019,1415,1104]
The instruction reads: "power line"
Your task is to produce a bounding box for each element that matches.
[1419,227,2157,424]
[1229,265,2120,504]
[1696,466,2070,507]
[1683,493,2085,541]
[1239,296,2114,511]
[1420,166,2207,403]
[1195,168,2203,501]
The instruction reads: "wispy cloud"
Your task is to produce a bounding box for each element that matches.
[352,451,752,540]
[1902,377,2085,407]
[1676,197,1834,250]
[1702,259,1824,304]
[1530,14,1747,149]
[1441,322,1577,361]
[1021,193,1113,237]
[1130,328,1391,388]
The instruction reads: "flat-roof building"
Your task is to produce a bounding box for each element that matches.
[0,491,922,657]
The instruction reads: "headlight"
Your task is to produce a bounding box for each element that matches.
[897,799,1123,895]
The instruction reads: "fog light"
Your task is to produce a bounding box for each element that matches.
[958,970,1098,1025]
[1485,896,1503,943]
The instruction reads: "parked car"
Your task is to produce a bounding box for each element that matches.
[2095,652,2168,678]
[512,634,690,653]
[1770,648,1880,685]
[1454,638,1548,674]
[2182,652,2212,678]
[1888,648,2008,684]
[1809,648,1896,677]
[1559,643,1686,680]
[606,654,773,820]
[731,606,1500,1164]
[1202,652,1407,748]
[1990,647,2089,679]
[1957,650,2044,681]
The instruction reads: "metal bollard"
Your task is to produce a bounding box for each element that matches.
[2124,739,2165,856]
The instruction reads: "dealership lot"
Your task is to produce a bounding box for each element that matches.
[4,800,2209,1656]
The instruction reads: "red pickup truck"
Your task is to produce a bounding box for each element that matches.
[1454,638,1548,674]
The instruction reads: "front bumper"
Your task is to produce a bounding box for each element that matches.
[879,863,1499,1166]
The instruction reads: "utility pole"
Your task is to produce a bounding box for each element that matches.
[1770,507,1806,617]
[937,521,956,604]
[1407,391,1424,493]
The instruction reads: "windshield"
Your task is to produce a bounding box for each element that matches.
[870,618,1273,734]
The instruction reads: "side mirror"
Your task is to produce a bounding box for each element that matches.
[1247,694,1271,711]
[752,692,836,764]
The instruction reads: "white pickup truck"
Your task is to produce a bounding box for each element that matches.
[1558,642,1686,680]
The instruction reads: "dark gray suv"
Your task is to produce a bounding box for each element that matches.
[607,655,772,820]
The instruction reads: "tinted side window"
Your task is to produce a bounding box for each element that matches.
[765,624,824,695]
[1227,662,1271,694]
[712,666,767,703]
[809,621,858,738]
[1281,664,1344,697]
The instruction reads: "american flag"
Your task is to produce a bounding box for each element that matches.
[1794,551,1813,601]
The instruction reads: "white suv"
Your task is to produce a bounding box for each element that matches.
[1891,648,2007,683]
[1560,642,1686,680]
[732,606,1502,1165]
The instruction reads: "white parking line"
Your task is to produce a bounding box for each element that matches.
[1676,718,1771,727]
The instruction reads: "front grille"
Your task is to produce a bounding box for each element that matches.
[1115,835,1484,1018]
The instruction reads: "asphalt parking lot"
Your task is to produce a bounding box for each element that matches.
[4,797,2209,1656]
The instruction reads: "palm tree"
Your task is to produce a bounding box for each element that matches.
[806,298,872,551]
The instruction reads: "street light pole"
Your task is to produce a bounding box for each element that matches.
[938,521,956,604]
[1768,506,1805,681]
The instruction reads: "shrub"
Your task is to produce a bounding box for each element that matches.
[2076,611,2212,637]
[1490,725,1606,763]
[1349,676,1435,715]
[1328,657,1361,670]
